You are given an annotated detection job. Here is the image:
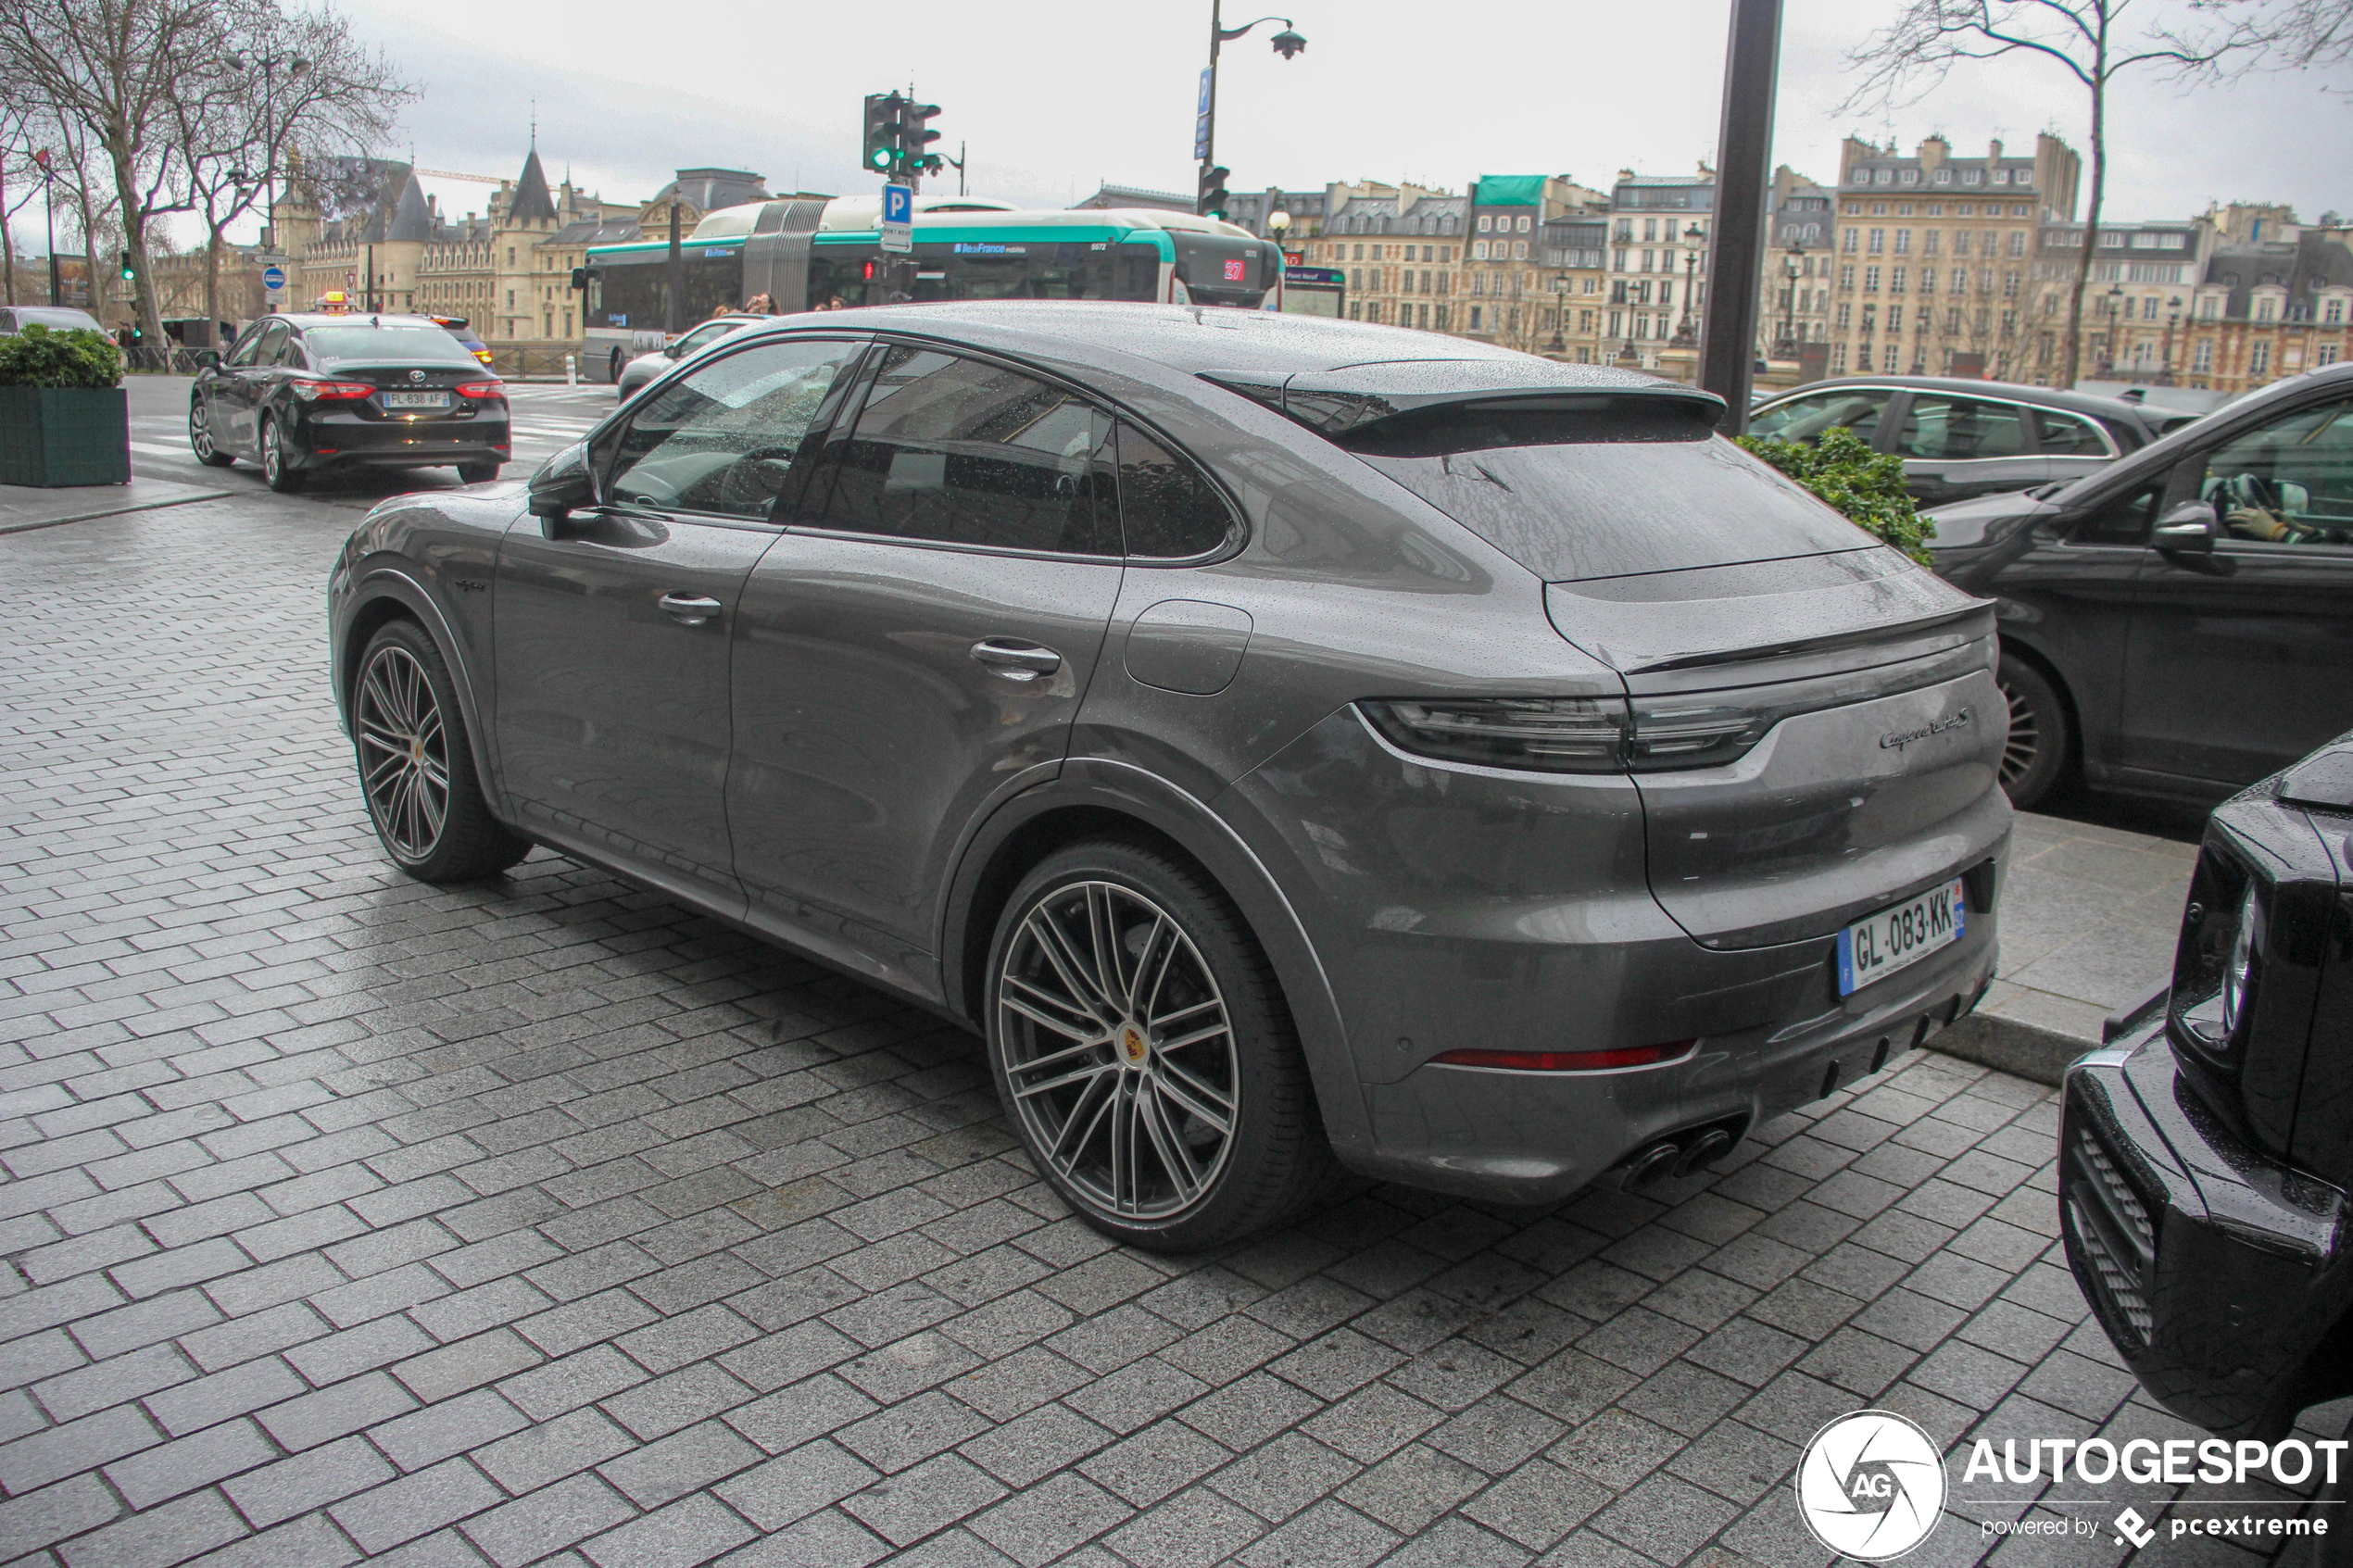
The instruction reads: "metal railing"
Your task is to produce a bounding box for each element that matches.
[484,344,590,382]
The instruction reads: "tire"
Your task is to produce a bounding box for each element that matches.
[189,399,233,467]
[259,414,305,493]
[985,839,1338,1250]
[352,620,531,883]
[1995,656,2072,811]
[457,461,500,483]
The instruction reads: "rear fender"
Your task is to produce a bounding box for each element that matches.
[937,760,1372,1162]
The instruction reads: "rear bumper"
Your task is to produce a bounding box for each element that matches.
[295,409,510,468]
[2061,1023,2353,1438]
[1350,920,1999,1202]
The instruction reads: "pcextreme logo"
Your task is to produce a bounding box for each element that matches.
[1794,1411,1948,1560]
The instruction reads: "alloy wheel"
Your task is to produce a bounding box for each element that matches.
[996,881,1239,1221]
[1999,678,2039,792]
[356,645,450,861]
[189,403,213,460]
[261,420,283,483]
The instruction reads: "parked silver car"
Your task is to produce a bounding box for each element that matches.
[329,303,2010,1248]
[613,313,765,400]
[0,305,106,335]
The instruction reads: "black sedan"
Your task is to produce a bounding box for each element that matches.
[2061,730,2353,1539]
[189,313,510,493]
[1749,375,2193,506]
[1930,362,2353,809]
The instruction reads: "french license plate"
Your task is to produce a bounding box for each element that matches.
[382,391,449,409]
[1837,877,1966,996]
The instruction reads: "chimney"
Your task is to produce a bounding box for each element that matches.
[1988,138,2004,162]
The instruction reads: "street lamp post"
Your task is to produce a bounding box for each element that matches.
[2159,297,2182,386]
[31,148,59,307]
[1198,3,1304,212]
[1780,245,1803,356]
[1267,207,1291,257]
[2101,283,2124,377]
[1671,223,1704,345]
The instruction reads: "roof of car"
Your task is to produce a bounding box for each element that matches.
[1760,373,2171,426]
[762,299,1681,391]
[268,312,442,330]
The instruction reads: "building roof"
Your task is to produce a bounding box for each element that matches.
[386,172,435,243]
[509,148,559,224]
[650,169,770,213]
[2201,232,2353,320]
[544,217,641,248]
[1073,183,1192,212]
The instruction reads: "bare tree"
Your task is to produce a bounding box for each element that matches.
[171,2,410,337]
[1840,0,2233,388]
[2192,0,2353,68]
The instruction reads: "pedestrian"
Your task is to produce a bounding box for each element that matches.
[744,293,775,315]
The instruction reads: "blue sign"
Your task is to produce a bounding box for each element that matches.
[261,264,285,290]
[881,184,913,227]
[1195,68,1214,160]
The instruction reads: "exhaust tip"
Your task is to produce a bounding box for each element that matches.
[1622,1141,1683,1190]
[1672,1127,1734,1179]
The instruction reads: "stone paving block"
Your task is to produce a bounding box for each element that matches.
[222,1435,395,1528]
[460,1471,634,1568]
[53,1486,245,1568]
[101,1417,274,1510]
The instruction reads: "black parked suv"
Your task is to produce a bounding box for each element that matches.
[1748,375,2190,507]
[2061,731,2353,1544]
[1929,363,2353,809]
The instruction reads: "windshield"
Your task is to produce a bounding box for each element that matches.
[1340,407,1872,582]
[304,326,484,365]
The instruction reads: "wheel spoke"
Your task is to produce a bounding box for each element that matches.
[1012,1057,1117,1103]
[1148,993,1220,1034]
[1138,1085,1204,1204]
[1029,907,1114,1019]
[1153,1057,1234,1135]
[1155,1018,1232,1055]
[1124,913,1169,1015]
[1004,1031,1112,1082]
[1002,972,1099,1034]
[1107,1078,1136,1213]
[1050,1070,1116,1167]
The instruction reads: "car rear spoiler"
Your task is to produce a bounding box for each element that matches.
[1200,358,1727,438]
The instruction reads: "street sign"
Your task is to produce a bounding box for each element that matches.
[880,182,913,255]
[1195,69,1214,160]
[261,265,286,291]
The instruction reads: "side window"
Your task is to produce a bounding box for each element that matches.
[243,321,288,368]
[2034,408,2113,458]
[812,346,1116,556]
[1115,422,1236,558]
[268,331,307,369]
[2199,396,2353,546]
[1746,390,1888,446]
[2071,483,2162,546]
[1891,395,2028,460]
[605,338,862,521]
[223,324,263,366]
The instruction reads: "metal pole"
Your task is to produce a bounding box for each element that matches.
[664,202,682,333]
[1697,0,1782,433]
[44,170,60,306]
[1202,0,1222,177]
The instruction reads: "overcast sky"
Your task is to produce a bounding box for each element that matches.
[254,0,2349,243]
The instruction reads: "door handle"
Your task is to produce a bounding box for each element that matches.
[970,639,1062,680]
[660,593,724,626]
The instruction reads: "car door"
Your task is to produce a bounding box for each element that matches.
[493,334,867,904]
[726,343,1126,985]
[215,320,283,455]
[1885,390,2040,505]
[2120,392,2353,789]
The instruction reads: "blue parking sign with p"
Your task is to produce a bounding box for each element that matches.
[882,185,912,226]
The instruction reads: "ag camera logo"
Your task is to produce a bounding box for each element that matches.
[1795,1411,1947,1560]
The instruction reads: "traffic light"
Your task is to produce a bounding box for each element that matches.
[901,100,942,176]
[1197,165,1230,220]
[119,249,135,282]
[862,93,904,174]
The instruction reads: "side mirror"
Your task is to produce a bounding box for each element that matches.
[527,440,595,524]
[663,344,685,359]
[2152,498,2217,554]
[190,347,220,371]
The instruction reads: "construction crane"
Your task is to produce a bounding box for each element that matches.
[412,168,507,184]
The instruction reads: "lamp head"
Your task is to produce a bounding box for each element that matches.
[1267,209,1290,233]
[1270,26,1306,58]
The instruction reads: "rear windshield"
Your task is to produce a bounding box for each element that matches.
[1340,406,1871,582]
[303,326,484,365]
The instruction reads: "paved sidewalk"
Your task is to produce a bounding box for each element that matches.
[1936,814,2197,1085]
[0,496,2333,1568]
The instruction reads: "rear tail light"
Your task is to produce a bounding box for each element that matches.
[456,382,506,400]
[288,379,373,401]
[1361,697,1626,772]
[1433,1041,1696,1071]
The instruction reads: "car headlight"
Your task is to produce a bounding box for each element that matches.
[2220,884,2260,1039]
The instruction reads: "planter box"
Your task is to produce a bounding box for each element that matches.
[0,385,131,487]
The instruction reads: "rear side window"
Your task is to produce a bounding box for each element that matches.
[1890,394,2028,459]
[2035,408,2113,458]
[1116,422,1235,558]
[814,346,1117,556]
[1341,405,1869,582]
[1747,388,1889,445]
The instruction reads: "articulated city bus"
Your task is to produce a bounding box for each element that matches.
[579,195,1286,383]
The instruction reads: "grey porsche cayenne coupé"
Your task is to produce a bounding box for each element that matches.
[329,302,2010,1248]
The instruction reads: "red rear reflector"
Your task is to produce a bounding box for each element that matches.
[1433,1041,1696,1072]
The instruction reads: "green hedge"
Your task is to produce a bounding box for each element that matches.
[0,323,125,390]
[1738,426,1935,564]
